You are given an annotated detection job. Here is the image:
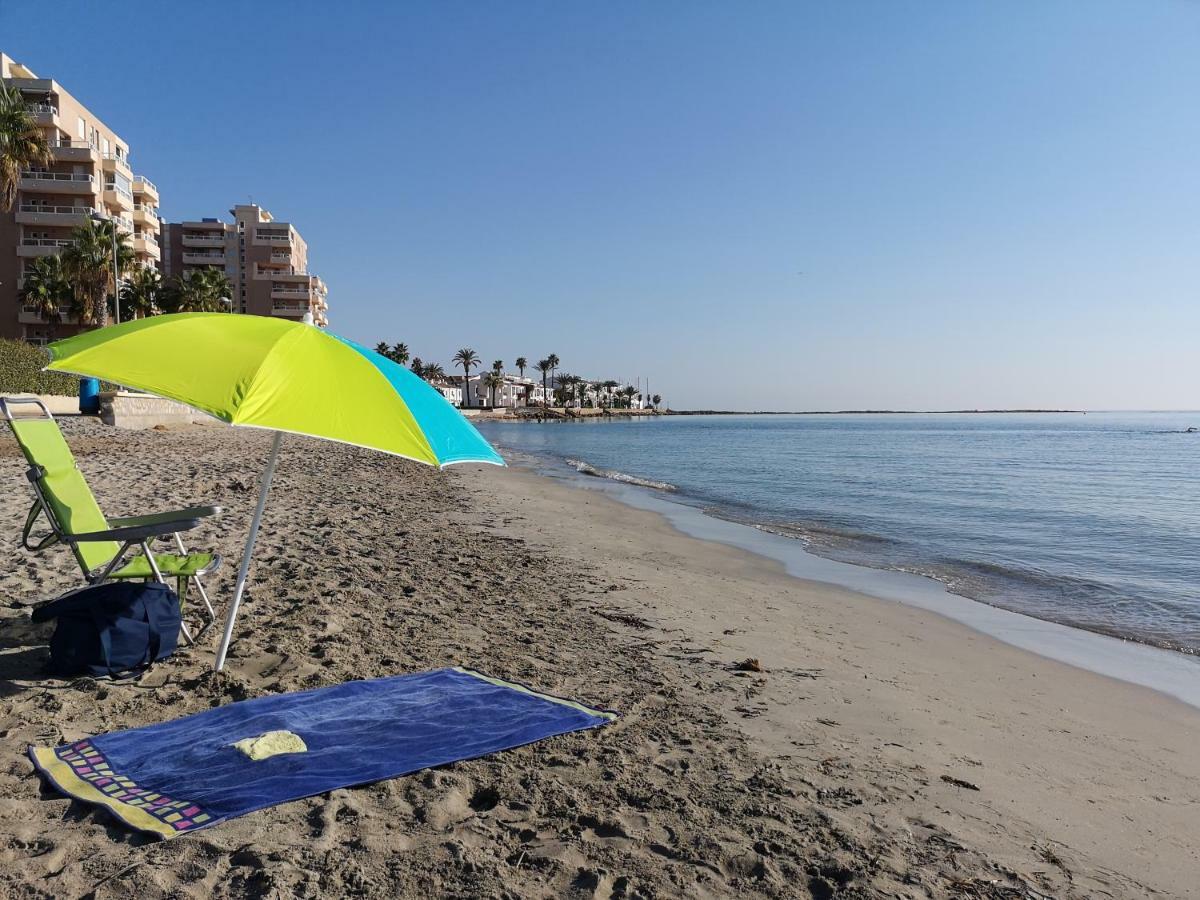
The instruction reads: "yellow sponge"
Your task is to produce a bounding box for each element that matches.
[231,730,308,760]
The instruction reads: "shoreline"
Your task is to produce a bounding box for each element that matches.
[515,452,1200,709]
[473,459,1200,896]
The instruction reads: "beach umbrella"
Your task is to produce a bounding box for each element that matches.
[44,313,503,671]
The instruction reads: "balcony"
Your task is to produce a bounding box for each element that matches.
[132,204,159,227]
[113,215,135,234]
[26,102,59,128]
[254,265,307,280]
[132,234,161,260]
[103,183,134,211]
[19,170,96,195]
[19,306,78,326]
[182,251,226,265]
[49,139,98,164]
[253,230,291,245]
[272,301,312,317]
[102,153,132,175]
[18,237,72,257]
[132,175,158,201]
[15,203,94,227]
[270,287,314,302]
[270,252,291,262]
[181,233,226,247]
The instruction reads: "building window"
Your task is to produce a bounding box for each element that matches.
[76,117,85,139]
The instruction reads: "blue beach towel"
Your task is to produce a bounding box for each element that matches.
[28,667,615,838]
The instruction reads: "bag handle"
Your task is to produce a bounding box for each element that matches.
[142,587,171,663]
[89,604,113,672]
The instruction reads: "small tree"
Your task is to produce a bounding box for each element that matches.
[120,265,162,319]
[19,255,68,323]
[484,371,504,407]
[452,348,481,408]
[534,359,551,407]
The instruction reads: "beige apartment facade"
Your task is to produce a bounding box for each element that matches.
[161,204,328,327]
[0,52,161,342]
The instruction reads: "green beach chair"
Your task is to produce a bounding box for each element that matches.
[1,397,223,643]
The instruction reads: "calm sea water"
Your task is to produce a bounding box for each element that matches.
[477,413,1200,654]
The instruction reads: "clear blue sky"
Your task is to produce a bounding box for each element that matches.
[6,1,1198,410]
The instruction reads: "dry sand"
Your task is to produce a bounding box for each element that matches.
[0,418,1197,898]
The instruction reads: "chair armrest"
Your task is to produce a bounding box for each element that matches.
[71,507,221,544]
[108,506,222,529]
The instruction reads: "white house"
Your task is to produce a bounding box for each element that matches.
[431,380,462,406]
[461,373,533,408]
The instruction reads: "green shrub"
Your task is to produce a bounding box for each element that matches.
[0,338,98,395]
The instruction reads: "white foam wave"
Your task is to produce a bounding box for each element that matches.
[565,458,677,492]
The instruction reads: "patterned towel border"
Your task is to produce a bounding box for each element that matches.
[28,739,213,838]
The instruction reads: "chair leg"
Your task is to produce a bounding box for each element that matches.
[173,530,218,625]
[142,541,193,647]
[191,575,217,621]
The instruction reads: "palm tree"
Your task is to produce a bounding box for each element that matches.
[423,362,445,381]
[162,267,230,313]
[534,359,551,407]
[61,217,133,327]
[492,359,503,375]
[374,341,391,356]
[547,353,560,389]
[391,343,410,366]
[515,357,527,378]
[484,371,504,408]
[452,348,480,408]
[200,268,232,311]
[18,254,68,323]
[119,265,161,319]
[623,386,637,408]
[0,83,51,211]
[652,394,662,410]
[409,357,424,378]
[555,373,576,406]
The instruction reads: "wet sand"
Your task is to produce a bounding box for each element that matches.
[0,419,1197,898]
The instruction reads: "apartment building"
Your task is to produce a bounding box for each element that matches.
[160,204,328,326]
[0,52,161,342]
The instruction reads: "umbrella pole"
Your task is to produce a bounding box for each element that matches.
[214,431,284,671]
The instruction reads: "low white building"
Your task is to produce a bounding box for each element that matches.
[461,373,534,408]
[431,380,462,406]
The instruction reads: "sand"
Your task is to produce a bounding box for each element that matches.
[0,418,1197,898]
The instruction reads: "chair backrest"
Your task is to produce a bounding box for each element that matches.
[3,401,118,574]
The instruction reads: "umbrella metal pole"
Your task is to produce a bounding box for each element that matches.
[214,431,284,671]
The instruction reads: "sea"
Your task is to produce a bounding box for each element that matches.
[477,412,1200,659]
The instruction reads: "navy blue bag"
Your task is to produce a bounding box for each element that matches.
[31,582,181,677]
